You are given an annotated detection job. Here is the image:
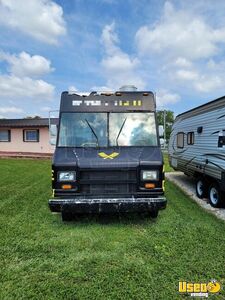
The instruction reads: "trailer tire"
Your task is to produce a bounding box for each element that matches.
[195,177,207,199]
[208,183,223,208]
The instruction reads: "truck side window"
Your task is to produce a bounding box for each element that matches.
[187,132,194,145]
[177,132,184,148]
[218,130,225,148]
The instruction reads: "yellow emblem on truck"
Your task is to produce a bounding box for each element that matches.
[98,152,119,159]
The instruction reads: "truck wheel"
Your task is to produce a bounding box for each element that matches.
[208,183,223,208]
[62,211,73,222]
[149,209,158,218]
[196,177,207,199]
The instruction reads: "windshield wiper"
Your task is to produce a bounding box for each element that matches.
[116,118,127,146]
[85,119,99,147]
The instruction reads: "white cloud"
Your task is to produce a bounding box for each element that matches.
[0,75,54,100]
[0,50,55,101]
[101,23,145,89]
[0,0,66,44]
[0,51,54,77]
[68,85,78,93]
[91,85,112,92]
[101,22,119,56]
[0,106,23,113]
[174,66,224,93]
[156,90,180,108]
[40,106,51,112]
[194,75,223,93]
[135,1,225,60]
[174,57,192,68]
[102,54,139,73]
[206,59,225,72]
[134,2,225,95]
[175,69,198,81]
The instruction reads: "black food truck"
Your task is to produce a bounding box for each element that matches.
[49,86,167,221]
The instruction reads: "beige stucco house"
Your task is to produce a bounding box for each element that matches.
[0,118,58,157]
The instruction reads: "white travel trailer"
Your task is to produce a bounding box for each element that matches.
[168,96,225,208]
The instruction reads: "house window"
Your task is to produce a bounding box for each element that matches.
[0,130,11,142]
[23,129,39,142]
[187,132,195,145]
[177,132,184,148]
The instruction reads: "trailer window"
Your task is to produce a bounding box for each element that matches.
[187,132,194,145]
[177,132,184,148]
[218,130,225,148]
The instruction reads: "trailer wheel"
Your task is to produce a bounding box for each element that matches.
[149,209,158,218]
[208,183,223,208]
[196,178,207,199]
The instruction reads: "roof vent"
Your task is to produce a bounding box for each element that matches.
[119,85,137,92]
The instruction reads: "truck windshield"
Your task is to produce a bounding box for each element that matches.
[58,112,158,147]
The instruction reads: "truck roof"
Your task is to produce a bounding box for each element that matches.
[59,91,156,112]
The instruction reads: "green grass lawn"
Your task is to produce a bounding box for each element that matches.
[1,159,225,300]
[163,152,174,172]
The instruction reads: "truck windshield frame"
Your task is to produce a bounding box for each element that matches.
[58,112,158,147]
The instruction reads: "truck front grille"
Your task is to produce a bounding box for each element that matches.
[82,183,136,194]
[80,170,137,195]
[80,170,136,181]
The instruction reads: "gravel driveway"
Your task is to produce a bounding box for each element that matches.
[166,172,225,222]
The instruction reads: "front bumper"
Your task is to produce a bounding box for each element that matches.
[49,197,167,214]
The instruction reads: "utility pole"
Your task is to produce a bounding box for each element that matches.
[164,109,166,148]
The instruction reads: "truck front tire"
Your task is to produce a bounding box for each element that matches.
[149,209,158,218]
[62,210,73,222]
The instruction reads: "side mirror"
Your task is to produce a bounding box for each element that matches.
[49,110,59,146]
[160,138,165,146]
[159,125,164,138]
[50,124,57,145]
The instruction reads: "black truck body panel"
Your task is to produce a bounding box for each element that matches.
[59,91,155,113]
[49,91,166,216]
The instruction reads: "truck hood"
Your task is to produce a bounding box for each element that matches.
[53,147,163,168]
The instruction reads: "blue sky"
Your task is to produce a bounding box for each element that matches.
[1,0,225,118]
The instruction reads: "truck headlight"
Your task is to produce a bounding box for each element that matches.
[58,171,76,181]
[141,170,158,181]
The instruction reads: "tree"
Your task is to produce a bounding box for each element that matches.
[157,110,175,141]
[24,116,41,119]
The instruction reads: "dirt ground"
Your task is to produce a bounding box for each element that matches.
[166,172,225,222]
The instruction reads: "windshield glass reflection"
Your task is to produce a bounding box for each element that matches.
[58,112,158,147]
